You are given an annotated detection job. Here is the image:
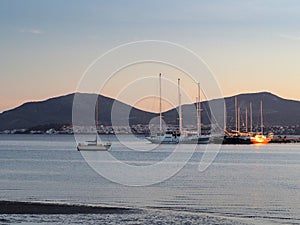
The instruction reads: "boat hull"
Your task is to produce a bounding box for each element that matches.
[145,136,179,144]
[146,135,210,144]
[197,136,210,144]
[77,143,111,151]
[179,136,210,144]
[222,136,252,145]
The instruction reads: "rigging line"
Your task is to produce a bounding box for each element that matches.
[200,90,224,132]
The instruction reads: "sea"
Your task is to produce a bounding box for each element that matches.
[0,134,299,225]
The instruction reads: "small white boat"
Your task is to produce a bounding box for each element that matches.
[77,97,111,151]
[146,130,180,144]
[77,138,111,151]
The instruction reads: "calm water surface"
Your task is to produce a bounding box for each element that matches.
[0,134,299,224]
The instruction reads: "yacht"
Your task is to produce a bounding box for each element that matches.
[77,136,111,151]
[146,74,177,144]
[146,130,180,144]
[146,74,210,144]
[179,82,210,144]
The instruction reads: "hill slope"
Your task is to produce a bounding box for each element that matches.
[0,92,299,131]
[0,93,157,131]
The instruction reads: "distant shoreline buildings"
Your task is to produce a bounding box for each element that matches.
[1,123,299,136]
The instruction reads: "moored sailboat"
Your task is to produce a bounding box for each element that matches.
[179,82,210,144]
[146,75,210,144]
[250,100,271,144]
[77,97,111,151]
[223,96,251,144]
[77,137,112,151]
[146,73,180,144]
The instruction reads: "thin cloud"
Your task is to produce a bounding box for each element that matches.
[279,32,300,40]
[18,28,44,34]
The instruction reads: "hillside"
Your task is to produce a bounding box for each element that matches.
[0,92,299,131]
[0,93,156,131]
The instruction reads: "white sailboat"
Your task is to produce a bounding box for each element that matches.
[179,82,210,144]
[146,74,180,144]
[146,75,209,144]
[77,97,111,151]
[77,136,112,151]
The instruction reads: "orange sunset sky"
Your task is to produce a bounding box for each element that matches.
[1,1,300,113]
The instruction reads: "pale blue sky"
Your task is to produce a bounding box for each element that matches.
[1,0,300,112]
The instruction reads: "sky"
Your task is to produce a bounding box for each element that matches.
[1,0,300,112]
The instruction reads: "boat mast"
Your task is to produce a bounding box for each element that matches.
[260,100,263,134]
[250,102,253,133]
[224,100,226,132]
[178,78,183,134]
[159,73,162,134]
[237,106,240,132]
[235,96,238,131]
[95,96,98,143]
[245,108,248,132]
[197,82,201,136]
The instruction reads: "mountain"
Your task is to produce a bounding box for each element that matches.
[223,92,300,127]
[0,92,299,131]
[0,93,157,131]
[157,92,300,128]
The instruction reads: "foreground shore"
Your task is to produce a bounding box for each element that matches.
[0,201,138,214]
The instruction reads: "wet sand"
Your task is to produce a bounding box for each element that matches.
[0,201,139,214]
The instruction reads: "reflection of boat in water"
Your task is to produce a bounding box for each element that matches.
[146,74,210,144]
[77,98,111,151]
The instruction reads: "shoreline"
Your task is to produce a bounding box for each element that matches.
[0,201,139,214]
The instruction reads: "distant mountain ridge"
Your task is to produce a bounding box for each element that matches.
[0,93,156,131]
[223,92,300,127]
[0,92,299,131]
